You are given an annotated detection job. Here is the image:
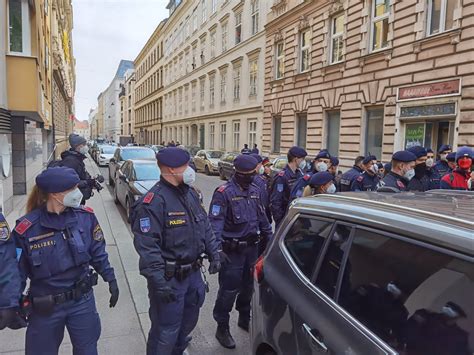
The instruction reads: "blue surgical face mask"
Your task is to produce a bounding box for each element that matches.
[182,166,196,186]
[316,162,328,172]
[299,159,307,170]
[62,188,83,208]
[404,168,415,181]
[326,184,336,194]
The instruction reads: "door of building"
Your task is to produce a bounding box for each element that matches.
[404,120,455,153]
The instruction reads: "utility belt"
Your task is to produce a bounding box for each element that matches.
[164,258,203,282]
[26,271,98,316]
[222,234,261,254]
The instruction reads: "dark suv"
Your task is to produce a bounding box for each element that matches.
[252,191,474,355]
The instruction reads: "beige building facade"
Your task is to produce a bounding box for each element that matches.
[120,69,136,141]
[159,0,270,151]
[263,0,474,167]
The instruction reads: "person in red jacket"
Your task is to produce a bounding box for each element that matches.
[440,146,473,190]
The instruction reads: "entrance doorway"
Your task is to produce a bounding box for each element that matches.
[404,120,455,153]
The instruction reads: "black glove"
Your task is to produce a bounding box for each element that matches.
[218,250,231,266]
[108,280,119,308]
[208,260,221,274]
[155,286,177,304]
[0,308,27,330]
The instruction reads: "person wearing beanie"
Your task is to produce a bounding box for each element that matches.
[378,151,417,192]
[406,146,431,192]
[351,155,380,191]
[60,134,94,203]
[440,146,473,190]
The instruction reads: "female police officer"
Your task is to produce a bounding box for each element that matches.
[11,166,119,355]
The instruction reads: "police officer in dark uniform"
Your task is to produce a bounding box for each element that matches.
[433,144,452,177]
[12,167,118,355]
[426,148,441,189]
[270,146,307,227]
[378,151,417,192]
[131,147,220,355]
[406,146,432,192]
[0,213,26,331]
[290,150,331,200]
[209,155,273,349]
[252,154,271,224]
[338,155,365,191]
[302,171,337,196]
[240,144,251,154]
[351,155,380,191]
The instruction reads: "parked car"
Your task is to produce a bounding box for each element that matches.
[185,145,201,157]
[251,191,474,355]
[270,156,288,178]
[218,152,239,180]
[97,145,116,167]
[150,145,165,153]
[194,150,224,175]
[114,159,161,221]
[108,147,156,186]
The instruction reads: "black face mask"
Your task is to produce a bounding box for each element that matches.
[234,172,255,189]
[414,163,427,178]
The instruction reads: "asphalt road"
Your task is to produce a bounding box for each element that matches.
[94,161,251,354]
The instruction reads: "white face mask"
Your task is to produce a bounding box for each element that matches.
[258,166,265,175]
[298,159,307,170]
[426,158,434,167]
[370,164,378,174]
[79,145,89,155]
[326,184,336,194]
[182,166,196,186]
[404,168,415,181]
[316,162,328,172]
[62,188,83,208]
[440,153,448,161]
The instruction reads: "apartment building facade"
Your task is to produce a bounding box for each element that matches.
[119,69,136,141]
[159,0,270,151]
[263,0,474,166]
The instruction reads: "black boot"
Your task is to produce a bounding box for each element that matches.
[216,324,236,349]
[238,314,250,332]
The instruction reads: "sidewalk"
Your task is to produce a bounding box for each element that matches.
[0,159,147,354]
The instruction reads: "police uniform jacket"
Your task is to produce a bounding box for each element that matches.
[209,179,273,243]
[407,175,431,192]
[350,172,380,191]
[378,172,409,192]
[426,168,441,189]
[433,160,452,178]
[60,150,93,199]
[290,172,314,200]
[0,214,21,308]
[339,166,363,192]
[131,179,220,291]
[12,206,115,297]
[270,166,303,224]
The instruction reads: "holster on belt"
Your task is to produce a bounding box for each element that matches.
[222,234,261,253]
[164,258,203,281]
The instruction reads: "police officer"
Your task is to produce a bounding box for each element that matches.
[252,154,271,224]
[446,151,458,171]
[338,155,365,191]
[241,144,251,154]
[351,155,380,191]
[290,150,331,200]
[425,148,441,189]
[12,167,118,354]
[251,144,259,154]
[433,144,452,177]
[406,146,431,192]
[302,172,337,196]
[378,151,417,192]
[209,155,273,349]
[328,156,339,177]
[376,162,385,179]
[440,146,473,190]
[60,133,94,203]
[270,146,307,226]
[0,213,26,331]
[131,147,220,355]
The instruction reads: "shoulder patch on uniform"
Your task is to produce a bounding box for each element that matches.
[143,192,155,204]
[211,205,221,216]
[0,221,11,242]
[356,175,364,182]
[81,206,94,213]
[303,174,311,181]
[140,217,151,233]
[15,218,33,235]
[397,180,405,189]
[93,224,105,242]
[217,185,227,193]
[277,184,284,192]
[278,171,285,177]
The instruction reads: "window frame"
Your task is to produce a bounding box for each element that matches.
[370,0,390,52]
[275,41,285,80]
[209,123,215,149]
[210,30,216,58]
[220,122,227,150]
[199,79,205,110]
[209,75,215,107]
[233,121,240,152]
[249,58,258,97]
[235,11,242,45]
[271,114,282,153]
[7,0,31,56]
[427,0,456,36]
[325,110,341,156]
[251,0,259,35]
[329,13,344,64]
[248,120,257,148]
[233,66,241,101]
[221,22,228,52]
[220,71,227,104]
[295,112,308,149]
[299,29,311,73]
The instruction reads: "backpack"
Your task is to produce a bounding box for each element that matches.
[47,159,63,168]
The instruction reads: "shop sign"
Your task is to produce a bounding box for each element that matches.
[400,103,456,118]
[398,79,460,101]
[405,123,425,149]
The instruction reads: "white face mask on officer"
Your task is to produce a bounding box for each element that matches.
[404,167,415,181]
[370,164,378,175]
[316,162,328,172]
[426,158,434,168]
[56,188,83,208]
[326,184,336,194]
[182,166,196,186]
[298,159,307,170]
[78,145,89,155]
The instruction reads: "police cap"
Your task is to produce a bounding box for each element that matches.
[308,172,334,187]
[438,144,452,153]
[392,150,417,162]
[330,156,339,166]
[407,146,427,159]
[250,153,263,163]
[455,146,473,161]
[426,148,434,154]
[36,167,80,193]
[363,155,377,165]
[288,146,308,158]
[156,147,190,168]
[446,152,456,162]
[315,150,331,160]
[234,154,258,172]
[384,162,392,171]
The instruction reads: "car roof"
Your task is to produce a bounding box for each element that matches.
[290,192,474,257]
[119,146,153,150]
[126,159,157,164]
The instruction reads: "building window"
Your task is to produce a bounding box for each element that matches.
[220,122,227,150]
[248,120,257,148]
[191,82,197,112]
[233,121,240,151]
[233,67,241,101]
[220,72,227,104]
[371,0,390,51]
[201,0,207,24]
[235,12,242,45]
[192,44,197,69]
[210,30,216,58]
[212,0,218,14]
[251,0,259,35]
[296,113,307,149]
[272,115,282,153]
[193,8,198,32]
[209,123,215,149]
[184,86,189,114]
[200,37,206,65]
[221,22,228,52]
[8,0,31,55]
[427,0,456,35]
[249,59,258,97]
[200,79,205,110]
[330,14,344,64]
[299,29,311,72]
[326,111,340,156]
[275,41,284,79]
[209,76,215,107]
[365,107,384,159]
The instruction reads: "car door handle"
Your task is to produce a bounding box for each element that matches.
[302,323,328,353]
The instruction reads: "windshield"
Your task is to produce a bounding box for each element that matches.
[274,159,288,169]
[207,151,223,159]
[134,164,161,181]
[101,146,116,154]
[121,149,156,161]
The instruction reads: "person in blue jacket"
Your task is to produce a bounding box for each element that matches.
[426,148,441,189]
[209,155,273,349]
[12,167,118,355]
[338,155,365,191]
[378,151,417,192]
[351,155,380,191]
[433,144,452,178]
[131,147,220,355]
[0,213,26,331]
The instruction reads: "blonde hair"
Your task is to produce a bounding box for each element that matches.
[26,185,48,213]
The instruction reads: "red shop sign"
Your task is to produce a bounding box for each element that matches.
[398,79,460,101]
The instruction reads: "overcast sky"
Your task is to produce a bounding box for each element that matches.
[72,0,168,121]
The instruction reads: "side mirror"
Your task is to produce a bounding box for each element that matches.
[119,175,128,183]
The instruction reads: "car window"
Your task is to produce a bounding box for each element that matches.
[134,164,161,181]
[207,151,223,159]
[338,228,474,354]
[101,146,116,154]
[121,148,156,160]
[314,224,352,299]
[283,216,334,279]
[114,150,120,160]
[121,162,131,177]
[274,158,287,169]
